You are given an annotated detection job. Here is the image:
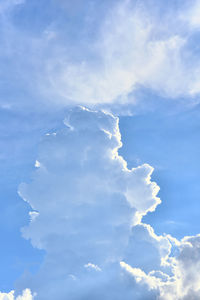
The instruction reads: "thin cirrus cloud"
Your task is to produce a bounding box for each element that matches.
[2,107,199,299]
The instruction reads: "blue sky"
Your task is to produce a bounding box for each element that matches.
[119,91,200,238]
[1,0,200,299]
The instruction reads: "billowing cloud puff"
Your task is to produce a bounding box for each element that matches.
[172,235,200,299]
[121,233,200,300]
[0,289,33,300]
[14,107,200,299]
[17,107,160,298]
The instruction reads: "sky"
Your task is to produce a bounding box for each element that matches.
[1,0,200,299]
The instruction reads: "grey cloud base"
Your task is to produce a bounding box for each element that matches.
[9,107,200,299]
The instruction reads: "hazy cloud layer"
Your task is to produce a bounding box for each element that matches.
[1,0,200,109]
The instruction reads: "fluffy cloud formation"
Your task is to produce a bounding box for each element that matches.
[0,289,33,300]
[17,107,160,299]
[15,107,200,299]
[121,233,200,300]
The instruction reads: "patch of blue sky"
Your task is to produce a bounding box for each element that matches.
[0,107,66,291]
[119,88,200,239]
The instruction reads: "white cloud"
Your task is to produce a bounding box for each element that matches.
[17,107,160,298]
[1,0,200,109]
[0,289,34,300]
[84,263,101,272]
[124,223,172,274]
[34,160,41,168]
[14,107,200,299]
[41,0,200,106]
[120,230,200,300]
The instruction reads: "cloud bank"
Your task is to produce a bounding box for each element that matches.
[1,0,200,109]
[46,1,194,104]
[4,107,198,299]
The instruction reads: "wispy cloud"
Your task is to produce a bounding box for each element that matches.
[39,0,200,106]
[1,0,200,110]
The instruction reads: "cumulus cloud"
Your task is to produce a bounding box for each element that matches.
[17,107,160,299]
[13,107,200,299]
[0,289,34,300]
[121,233,200,300]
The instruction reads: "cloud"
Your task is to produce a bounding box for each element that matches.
[172,235,200,299]
[124,223,172,274]
[17,107,160,298]
[41,0,200,106]
[13,107,200,299]
[0,289,34,300]
[121,233,200,300]
[180,0,200,29]
[2,1,200,299]
[1,0,200,110]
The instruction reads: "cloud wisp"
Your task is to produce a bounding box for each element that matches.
[1,0,200,110]
[31,0,200,106]
[0,107,197,299]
